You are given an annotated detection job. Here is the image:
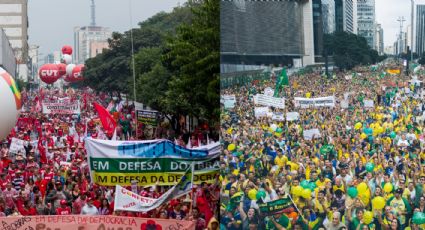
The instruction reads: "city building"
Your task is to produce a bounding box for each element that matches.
[28,44,39,84]
[43,51,60,64]
[312,0,336,63]
[0,0,28,80]
[220,0,314,70]
[384,45,394,55]
[0,28,16,77]
[73,26,112,64]
[335,0,357,34]
[375,24,384,55]
[395,32,407,55]
[357,0,375,49]
[414,0,425,55]
[322,0,336,34]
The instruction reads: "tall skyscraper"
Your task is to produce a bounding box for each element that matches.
[415,1,425,55]
[0,0,28,80]
[357,0,375,49]
[375,24,384,55]
[73,26,112,64]
[335,0,357,34]
[312,0,336,62]
[322,0,336,34]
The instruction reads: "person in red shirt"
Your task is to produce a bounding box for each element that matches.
[1,153,11,170]
[18,200,37,216]
[56,199,71,215]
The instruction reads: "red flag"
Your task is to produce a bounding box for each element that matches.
[93,102,117,135]
[37,138,47,164]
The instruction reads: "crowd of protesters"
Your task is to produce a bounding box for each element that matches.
[0,86,219,230]
[220,60,425,230]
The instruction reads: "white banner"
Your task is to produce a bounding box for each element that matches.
[364,100,374,108]
[42,101,80,114]
[114,185,158,212]
[286,112,300,121]
[272,112,284,121]
[221,95,236,109]
[114,165,193,212]
[303,129,321,140]
[294,96,335,108]
[264,87,274,96]
[9,138,26,154]
[254,94,285,109]
[254,107,269,118]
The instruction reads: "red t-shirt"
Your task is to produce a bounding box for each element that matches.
[1,158,11,168]
[56,207,71,215]
[44,172,54,181]
[93,199,101,209]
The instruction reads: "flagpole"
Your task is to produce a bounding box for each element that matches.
[287,193,306,222]
[190,162,195,215]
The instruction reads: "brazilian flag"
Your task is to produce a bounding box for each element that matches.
[274,68,289,97]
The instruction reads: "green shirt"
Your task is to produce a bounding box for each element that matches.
[266,215,290,230]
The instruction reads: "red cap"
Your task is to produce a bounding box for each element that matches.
[60,199,67,205]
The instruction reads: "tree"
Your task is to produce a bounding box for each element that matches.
[83,4,193,95]
[324,31,386,70]
[163,0,220,123]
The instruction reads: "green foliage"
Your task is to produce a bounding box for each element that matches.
[83,0,219,125]
[163,0,220,121]
[324,31,386,70]
[83,4,193,95]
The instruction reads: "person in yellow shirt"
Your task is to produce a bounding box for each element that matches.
[313,190,330,219]
[316,173,331,190]
[274,149,287,169]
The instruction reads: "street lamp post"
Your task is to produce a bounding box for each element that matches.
[411,0,414,62]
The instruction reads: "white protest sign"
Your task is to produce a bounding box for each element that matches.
[9,138,26,154]
[340,100,349,109]
[272,112,285,121]
[286,112,300,121]
[114,185,158,212]
[364,100,374,108]
[303,129,321,140]
[344,92,353,100]
[254,94,285,109]
[264,87,274,96]
[221,95,236,109]
[254,107,269,118]
[295,96,335,108]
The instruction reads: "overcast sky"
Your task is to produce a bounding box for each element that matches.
[28,0,183,58]
[375,0,413,48]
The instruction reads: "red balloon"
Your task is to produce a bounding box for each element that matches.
[71,64,85,82]
[57,63,67,76]
[38,64,60,84]
[61,45,73,55]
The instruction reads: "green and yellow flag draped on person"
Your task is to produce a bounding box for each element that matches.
[274,68,289,97]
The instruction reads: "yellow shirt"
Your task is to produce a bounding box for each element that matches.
[314,198,330,213]
[333,184,345,192]
[274,155,288,168]
[316,178,331,189]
